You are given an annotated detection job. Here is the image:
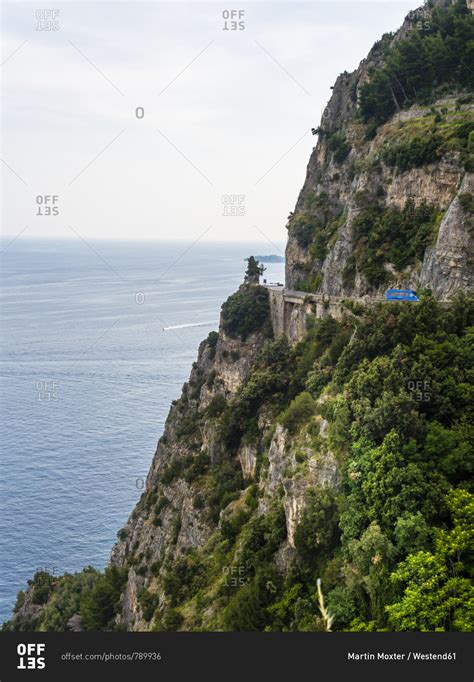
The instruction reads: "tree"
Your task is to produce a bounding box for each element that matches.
[278,391,316,433]
[80,566,127,631]
[359,2,474,125]
[244,256,265,284]
[221,285,271,340]
[386,489,474,631]
[294,487,340,563]
[345,522,396,626]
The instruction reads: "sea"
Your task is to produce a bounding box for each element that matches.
[0,238,285,623]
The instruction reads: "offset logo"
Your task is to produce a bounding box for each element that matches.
[36,195,59,216]
[35,9,60,31]
[222,10,245,31]
[222,194,246,216]
[17,643,46,670]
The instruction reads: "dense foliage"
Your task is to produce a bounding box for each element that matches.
[3,567,127,632]
[379,111,474,172]
[6,295,473,633]
[326,131,352,163]
[143,295,472,633]
[5,0,473,636]
[359,1,474,125]
[287,193,346,292]
[221,285,272,340]
[235,296,471,631]
[386,489,473,631]
[350,198,440,286]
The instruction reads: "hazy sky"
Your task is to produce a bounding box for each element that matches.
[1,1,416,246]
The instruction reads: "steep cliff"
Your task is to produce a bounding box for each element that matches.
[285,0,473,299]
[101,292,474,633]
[108,285,274,630]
[5,0,473,634]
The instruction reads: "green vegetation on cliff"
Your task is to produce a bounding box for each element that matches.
[286,1,474,296]
[221,285,272,340]
[359,1,474,125]
[5,295,473,634]
[290,194,443,291]
[350,198,441,286]
[4,567,127,632]
[4,0,473,636]
[154,294,471,632]
[379,107,474,172]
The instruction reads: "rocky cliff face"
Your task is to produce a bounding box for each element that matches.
[110,0,474,631]
[109,303,343,629]
[5,0,473,635]
[285,2,473,299]
[419,173,473,297]
[110,306,272,630]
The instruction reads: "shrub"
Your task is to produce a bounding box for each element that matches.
[193,493,205,509]
[161,457,187,485]
[327,132,351,163]
[29,571,57,606]
[22,568,102,632]
[162,608,183,630]
[222,580,267,631]
[175,408,200,441]
[150,561,162,577]
[183,453,209,483]
[290,213,317,249]
[342,254,357,289]
[207,462,245,523]
[80,566,128,631]
[380,133,443,171]
[170,514,182,545]
[294,488,340,563]
[162,554,206,607]
[12,591,25,613]
[458,192,474,213]
[138,589,160,622]
[221,285,271,340]
[239,504,287,570]
[278,392,316,433]
[161,452,208,486]
[221,508,251,543]
[205,394,227,418]
[154,495,169,515]
[206,331,219,360]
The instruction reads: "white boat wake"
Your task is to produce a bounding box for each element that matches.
[163,321,218,331]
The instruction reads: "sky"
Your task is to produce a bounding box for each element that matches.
[1,0,417,246]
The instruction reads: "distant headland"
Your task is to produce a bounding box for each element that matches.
[250,255,285,263]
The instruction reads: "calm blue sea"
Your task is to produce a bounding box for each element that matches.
[0,238,284,623]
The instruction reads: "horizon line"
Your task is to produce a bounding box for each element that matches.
[0,234,286,246]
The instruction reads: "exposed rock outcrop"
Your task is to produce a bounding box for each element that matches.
[6,0,473,635]
[109,0,473,630]
[285,3,473,299]
[420,174,474,298]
